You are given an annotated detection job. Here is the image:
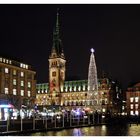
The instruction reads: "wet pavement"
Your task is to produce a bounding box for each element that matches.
[17,124,140,136]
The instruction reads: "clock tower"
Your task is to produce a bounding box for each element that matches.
[48,9,66,105]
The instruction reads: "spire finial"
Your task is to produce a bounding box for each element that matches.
[90,48,95,53]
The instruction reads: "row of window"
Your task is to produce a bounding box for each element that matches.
[51,61,57,67]
[37,86,87,93]
[13,79,31,88]
[20,63,28,69]
[0,58,12,64]
[5,68,24,76]
[130,97,139,102]
[130,104,138,109]
[61,86,87,92]
[5,88,31,97]
[0,58,29,70]
[63,99,107,104]
[130,110,139,115]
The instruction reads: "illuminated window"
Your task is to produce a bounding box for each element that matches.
[65,87,68,92]
[78,86,81,91]
[25,65,28,69]
[21,72,24,77]
[83,85,85,91]
[21,90,24,96]
[23,64,26,68]
[27,91,31,97]
[130,104,133,109]
[21,81,24,87]
[3,59,5,63]
[13,70,16,75]
[135,97,139,102]
[5,68,9,73]
[74,86,76,91]
[13,79,16,85]
[61,87,63,92]
[135,111,139,115]
[105,98,108,104]
[130,111,134,115]
[9,60,12,64]
[0,58,2,62]
[88,86,90,91]
[20,63,23,68]
[130,97,134,102]
[6,60,8,63]
[28,82,31,88]
[13,89,17,95]
[102,108,106,112]
[135,104,138,109]
[5,88,8,94]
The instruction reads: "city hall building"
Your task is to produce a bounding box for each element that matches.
[35,11,122,114]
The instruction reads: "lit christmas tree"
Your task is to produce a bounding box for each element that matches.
[87,48,101,112]
[88,48,98,91]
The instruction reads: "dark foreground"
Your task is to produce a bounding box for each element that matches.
[0,115,140,136]
[10,124,140,136]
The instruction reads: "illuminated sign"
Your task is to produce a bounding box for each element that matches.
[0,104,14,108]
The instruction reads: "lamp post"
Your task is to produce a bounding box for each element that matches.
[45,112,47,129]
[62,110,65,128]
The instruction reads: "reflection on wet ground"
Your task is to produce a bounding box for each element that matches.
[20,124,140,136]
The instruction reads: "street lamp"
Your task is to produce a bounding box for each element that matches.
[62,110,65,128]
[45,110,48,129]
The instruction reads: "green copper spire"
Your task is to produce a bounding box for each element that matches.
[50,8,65,59]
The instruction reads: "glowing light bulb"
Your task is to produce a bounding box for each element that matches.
[90,48,94,53]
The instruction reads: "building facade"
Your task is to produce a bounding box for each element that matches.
[36,78,122,114]
[0,57,36,119]
[35,10,122,114]
[126,82,140,116]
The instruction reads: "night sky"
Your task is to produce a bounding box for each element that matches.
[0,4,140,90]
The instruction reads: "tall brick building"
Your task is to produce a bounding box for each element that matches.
[126,82,140,116]
[0,57,36,119]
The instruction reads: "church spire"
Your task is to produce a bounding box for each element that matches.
[50,8,65,59]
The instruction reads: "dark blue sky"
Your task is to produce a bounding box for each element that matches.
[0,4,140,90]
